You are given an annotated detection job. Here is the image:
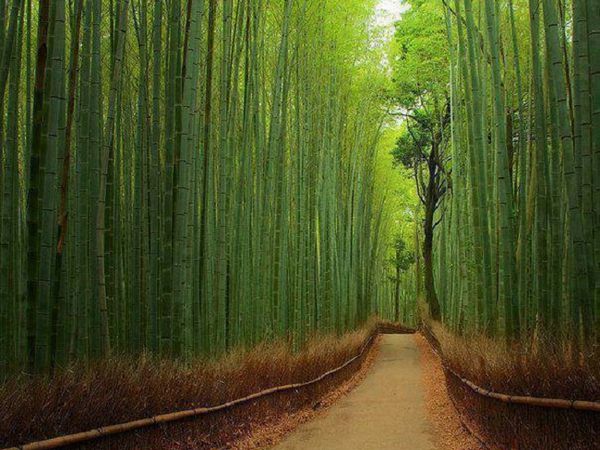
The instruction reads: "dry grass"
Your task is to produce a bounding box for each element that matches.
[427,322,600,449]
[0,323,377,449]
[431,322,600,399]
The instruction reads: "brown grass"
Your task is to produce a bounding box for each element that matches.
[431,323,600,399]
[0,324,377,449]
[427,322,600,449]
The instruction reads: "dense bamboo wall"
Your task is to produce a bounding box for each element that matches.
[438,0,599,347]
[0,0,394,374]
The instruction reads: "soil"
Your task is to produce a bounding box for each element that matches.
[266,334,438,450]
[415,333,484,450]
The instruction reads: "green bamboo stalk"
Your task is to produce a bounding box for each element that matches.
[97,0,130,357]
[587,0,600,328]
[483,0,518,338]
[543,0,592,345]
[457,0,494,333]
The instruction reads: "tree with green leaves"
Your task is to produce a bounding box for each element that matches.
[389,236,414,322]
[391,108,450,320]
[390,0,451,321]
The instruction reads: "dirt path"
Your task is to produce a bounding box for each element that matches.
[270,334,438,450]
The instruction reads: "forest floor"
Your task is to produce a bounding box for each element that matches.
[267,334,461,450]
[415,333,484,450]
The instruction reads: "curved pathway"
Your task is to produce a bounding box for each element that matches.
[271,334,438,450]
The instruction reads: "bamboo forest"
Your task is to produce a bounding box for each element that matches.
[0,0,598,449]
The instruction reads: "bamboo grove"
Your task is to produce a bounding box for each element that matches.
[0,0,394,374]
[435,0,600,347]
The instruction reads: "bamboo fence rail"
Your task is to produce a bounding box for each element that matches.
[423,329,600,413]
[423,327,600,449]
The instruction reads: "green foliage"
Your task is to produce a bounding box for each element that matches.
[390,0,448,108]
[392,236,414,274]
[374,126,420,253]
[0,0,399,374]
[391,111,433,170]
[372,124,420,324]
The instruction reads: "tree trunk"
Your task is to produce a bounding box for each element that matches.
[423,193,441,320]
[394,261,400,323]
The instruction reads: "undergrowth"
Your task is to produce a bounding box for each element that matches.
[428,321,600,450]
[431,321,600,399]
[0,321,377,449]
